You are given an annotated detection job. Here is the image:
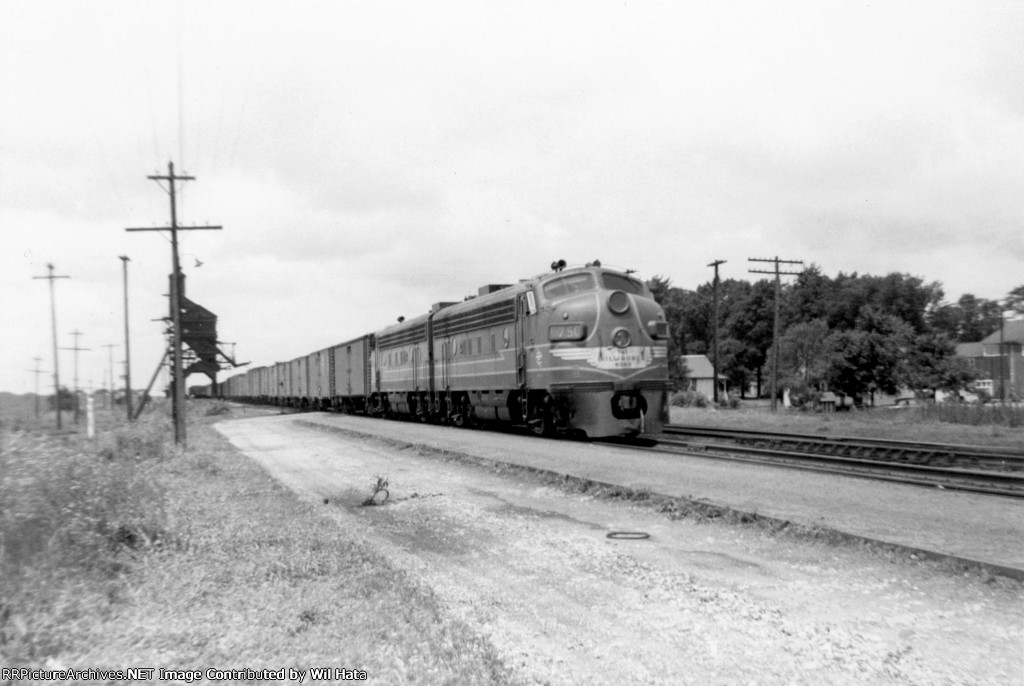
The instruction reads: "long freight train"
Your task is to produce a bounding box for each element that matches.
[201,260,671,438]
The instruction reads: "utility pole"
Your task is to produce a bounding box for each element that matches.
[33,264,70,429]
[61,329,90,425]
[749,256,803,412]
[1000,310,1008,404]
[25,357,45,418]
[127,162,221,448]
[102,344,116,410]
[119,255,133,421]
[707,260,726,403]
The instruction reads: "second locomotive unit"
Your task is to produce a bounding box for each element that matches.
[218,260,671,438]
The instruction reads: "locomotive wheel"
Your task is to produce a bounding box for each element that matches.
[530,415,549,436]
[453,396,474,428]
[450,394,465,427]
[530,396,555,436]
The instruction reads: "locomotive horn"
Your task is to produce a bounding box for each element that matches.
[551,259,567,272]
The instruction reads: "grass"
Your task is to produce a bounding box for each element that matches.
[0,399,519,683]
[670,401,1024,449]
[912,401,1024,428]
[0,406,173,660]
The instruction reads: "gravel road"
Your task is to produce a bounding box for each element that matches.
[217,414,1022,686]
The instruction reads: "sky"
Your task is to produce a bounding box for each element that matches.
[1,0,1022,396]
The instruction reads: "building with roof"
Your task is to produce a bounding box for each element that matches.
[955,319,1024,401]
[679,354,728,398]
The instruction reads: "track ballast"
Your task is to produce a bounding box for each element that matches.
[644,425,1024,498]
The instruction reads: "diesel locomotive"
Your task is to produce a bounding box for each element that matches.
[210,260,671,438]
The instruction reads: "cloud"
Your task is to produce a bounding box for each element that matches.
[2,0,1022,393]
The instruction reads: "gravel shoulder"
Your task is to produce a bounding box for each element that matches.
[217,414,1023,686]
[301,412,1022,573]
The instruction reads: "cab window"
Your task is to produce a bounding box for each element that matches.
[601,272,645,295]
[542,273,595,299]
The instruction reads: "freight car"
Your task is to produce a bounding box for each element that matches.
[204,260,671,438]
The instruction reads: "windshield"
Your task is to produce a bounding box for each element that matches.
[542,273,596,299]
[601,272,645,295]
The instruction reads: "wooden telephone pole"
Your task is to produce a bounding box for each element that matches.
[119,255,133,421]
[61,329,90,424]
[127,162,221,448]
[749,256,803,411]
[25,357,45,418]
[707,260,727,403]
[33,264,70,428]
[102,343,116,409]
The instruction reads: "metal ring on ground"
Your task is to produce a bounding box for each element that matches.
[606,531,650,540]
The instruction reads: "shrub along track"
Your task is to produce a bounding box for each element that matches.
[651,425,1024,498]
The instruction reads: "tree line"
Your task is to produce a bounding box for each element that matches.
[647,268,1024,405]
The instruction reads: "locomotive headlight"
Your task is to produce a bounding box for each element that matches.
[549,322,587,341]
[612,328,632,348]
[647,320,669,339]
[608,291,630,314]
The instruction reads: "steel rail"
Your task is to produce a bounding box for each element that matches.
[646,434,1024,498]
[664,425,1024,471]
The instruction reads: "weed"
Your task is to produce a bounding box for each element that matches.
[361,474,390,506]
[203,402,232,417]
[911,402,1024,428]
[670,404,1024,449]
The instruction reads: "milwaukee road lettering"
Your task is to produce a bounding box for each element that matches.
[550,346,661,370]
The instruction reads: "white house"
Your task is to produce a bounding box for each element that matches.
[679,354,728,398]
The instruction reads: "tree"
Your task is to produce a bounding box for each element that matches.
[927,301,964,341]
[724,279,775,396]
[903,332,977,398]
[955,294,1003,341]
[775,319,831,390]
[1006,285,1024,317]
[719,337,756,397]
[870,273,942,333]
[824,307,912,403]
[647,275,692,390]
[784,265,833,325]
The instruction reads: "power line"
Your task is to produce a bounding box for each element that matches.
[749,256,804,412]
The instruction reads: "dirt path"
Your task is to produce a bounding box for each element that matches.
[216,415,1023,686]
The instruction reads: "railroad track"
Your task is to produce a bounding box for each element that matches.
[645,425,1024,498]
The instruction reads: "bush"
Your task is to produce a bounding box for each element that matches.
[718,395,741,410]
[671,390,709,408]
